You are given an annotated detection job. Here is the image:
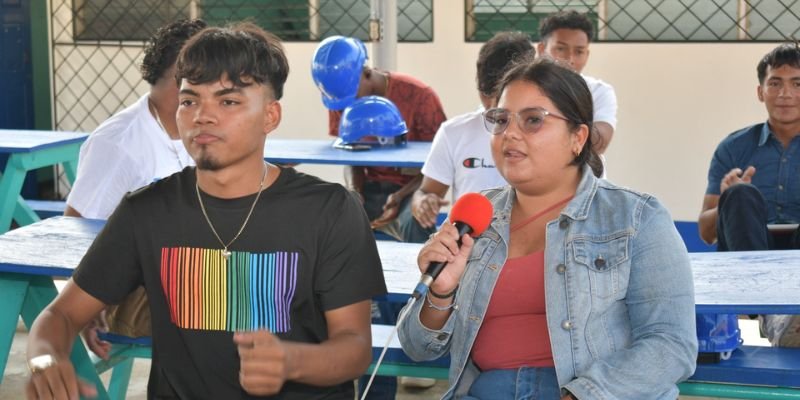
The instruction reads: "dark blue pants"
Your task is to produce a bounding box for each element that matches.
[716,184,800,251]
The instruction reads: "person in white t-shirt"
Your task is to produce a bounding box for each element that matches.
[410,32,534,229]
[536,10,618,156]
[65,19,207,358]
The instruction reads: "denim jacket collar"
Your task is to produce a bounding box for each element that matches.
[487,166,599,233]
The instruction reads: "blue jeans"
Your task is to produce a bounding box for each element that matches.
[463,367,560,400]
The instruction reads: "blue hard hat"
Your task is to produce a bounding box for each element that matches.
[311,36,367,110]
[339,96,408,143]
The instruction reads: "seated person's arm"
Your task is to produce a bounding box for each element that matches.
[26,281,108,398]
[63,205,82,218]
[345,166,366,196]
[372,172,424,227]
[698,194,720,245]
[592,121,614,154]
[411,176,450,228]
[392,171,424,201]
[235,300,372,395]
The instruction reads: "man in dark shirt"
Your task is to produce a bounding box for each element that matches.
[26,23,386,399]
[699,42,800,347]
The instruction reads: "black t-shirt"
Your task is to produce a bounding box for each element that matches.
[73,166,387,399]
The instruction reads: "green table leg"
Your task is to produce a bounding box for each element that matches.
[13,194,41,227]
[0,161,28,233]
[0,144,81,233]
[62,158,78,184]
[19,276,110,400]
[0,274,30,381]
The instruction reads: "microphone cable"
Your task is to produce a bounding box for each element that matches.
[359,193,492,399]
[359,295,417,400]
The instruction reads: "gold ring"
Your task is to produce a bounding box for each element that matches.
[28,354,56,374]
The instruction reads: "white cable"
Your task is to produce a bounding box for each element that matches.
[359,296,416,400]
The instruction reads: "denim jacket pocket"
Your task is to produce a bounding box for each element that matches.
[571,233,631,300]
[467,230,500,264]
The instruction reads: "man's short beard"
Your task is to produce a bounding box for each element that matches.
[196,154,221,171]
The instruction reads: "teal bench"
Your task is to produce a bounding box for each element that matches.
[94,324,449,398]
[94,331,800,399]
[24,199,66,219]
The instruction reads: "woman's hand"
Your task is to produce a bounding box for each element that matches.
[417,223,474,294]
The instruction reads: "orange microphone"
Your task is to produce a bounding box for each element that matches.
[412,192,493,299]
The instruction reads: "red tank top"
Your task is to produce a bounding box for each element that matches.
[471,251,554,370]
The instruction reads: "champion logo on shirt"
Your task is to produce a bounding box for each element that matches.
[462,157,495,169]
[160,247,298,333]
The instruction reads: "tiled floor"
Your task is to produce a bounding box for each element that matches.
[1,319,769,399]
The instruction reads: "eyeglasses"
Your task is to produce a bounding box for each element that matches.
[482,107,570,136]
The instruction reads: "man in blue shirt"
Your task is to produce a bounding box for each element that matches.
[699,42,800,347]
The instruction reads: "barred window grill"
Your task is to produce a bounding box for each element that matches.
[50,0,800,133]
[51,0,433,133]
[466,0,800,42]
[68,0,433,42]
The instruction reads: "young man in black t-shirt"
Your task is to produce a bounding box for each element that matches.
[26,23,386,400]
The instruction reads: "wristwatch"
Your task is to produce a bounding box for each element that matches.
[28,354,56,374]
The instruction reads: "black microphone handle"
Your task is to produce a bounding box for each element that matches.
[422,221,473,281]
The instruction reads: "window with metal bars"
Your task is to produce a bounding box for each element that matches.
[466,0,800,42]
[71,0,433,42]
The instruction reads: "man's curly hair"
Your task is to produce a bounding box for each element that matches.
[140,19,207,85]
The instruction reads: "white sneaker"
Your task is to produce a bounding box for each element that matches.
[399,376,437,389]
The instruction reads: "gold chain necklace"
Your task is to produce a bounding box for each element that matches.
[195,162,268,260]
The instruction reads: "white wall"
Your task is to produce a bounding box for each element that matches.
[275,2,776,221]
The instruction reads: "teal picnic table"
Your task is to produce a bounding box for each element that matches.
[0,129,87,233]
[3,217,800,399]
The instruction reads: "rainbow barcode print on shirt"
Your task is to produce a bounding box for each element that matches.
[160,247,298,332]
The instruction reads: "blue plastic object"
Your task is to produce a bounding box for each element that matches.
[697,313,743,360]
[311,35,367,110]
[337,96,408,147]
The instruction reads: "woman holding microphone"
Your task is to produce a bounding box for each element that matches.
[399,57,697,400]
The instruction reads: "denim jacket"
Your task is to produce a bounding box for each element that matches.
[398,167,698,399]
